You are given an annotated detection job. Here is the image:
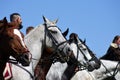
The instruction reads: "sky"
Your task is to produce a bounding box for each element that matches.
[1,0,120,58]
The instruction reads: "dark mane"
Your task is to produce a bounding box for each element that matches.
[0,17,18,30]
[7,22,18,28]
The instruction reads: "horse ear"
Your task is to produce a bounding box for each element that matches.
[43,16,49,23]
[62,28,69,37]
[3,17,8,23]
[83,38,86,44]
[53,19,58,24]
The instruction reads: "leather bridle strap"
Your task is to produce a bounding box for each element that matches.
[8,61,35,80]
[76,42,88,61]
[101,60,120,78]
[112,61,120,77]
[44,24,58,46]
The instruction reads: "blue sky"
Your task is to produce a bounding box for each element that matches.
[1,0,120,58]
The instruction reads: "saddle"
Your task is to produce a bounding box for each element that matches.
[3,63,12,80]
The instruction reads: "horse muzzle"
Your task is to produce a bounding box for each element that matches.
[18,52,31,66]
[87,58,101,71]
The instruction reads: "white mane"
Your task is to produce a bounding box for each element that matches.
[25,24,44,45]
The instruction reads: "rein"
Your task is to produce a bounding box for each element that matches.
[8,61,34,79]
[8,58,35,80]
[101,60,120,79]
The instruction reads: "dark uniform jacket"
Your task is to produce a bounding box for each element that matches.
[100,43,120,61]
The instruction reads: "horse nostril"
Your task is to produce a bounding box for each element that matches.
[67,48,73,56]
[25,49,29,53]
[68,48,71,52]
[24,54,29,60]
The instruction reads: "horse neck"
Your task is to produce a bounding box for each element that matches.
[25,25,45,69]
[35,60,52,80]
[34,48,54,80]
[95,60,119,76]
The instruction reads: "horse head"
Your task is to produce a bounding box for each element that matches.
[0,17,30,66]
[41,16,73,63]
[69,33,101,71]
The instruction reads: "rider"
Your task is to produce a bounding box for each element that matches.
[10,13,23,30]
[10,12,25,39]
[101,35,120,61]
[26,26,34,34]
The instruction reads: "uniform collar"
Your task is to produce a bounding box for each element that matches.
[110,43,118,48]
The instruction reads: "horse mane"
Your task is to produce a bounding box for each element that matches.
[0,20,5,27]
[0,17,7,28]
[69,33,95,57]
[25,24,43,39]
[24,24,45,51]
[0,17,19,31]
[7,22,19,28]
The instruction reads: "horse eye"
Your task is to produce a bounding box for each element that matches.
[83,48,87,50]
[0,27,2,29]
[50,30,57,34]
[9,37,14,40]
[78,44,82,47]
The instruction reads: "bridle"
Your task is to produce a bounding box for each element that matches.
[75,41,89,70]
[43,23,70,63]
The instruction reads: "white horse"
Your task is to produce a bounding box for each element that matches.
[46,34,120,80]
[71,59,120,80]
[10,16,73,80]
[46,33,101,80]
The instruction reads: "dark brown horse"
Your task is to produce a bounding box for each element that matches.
[0,17,30,80]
